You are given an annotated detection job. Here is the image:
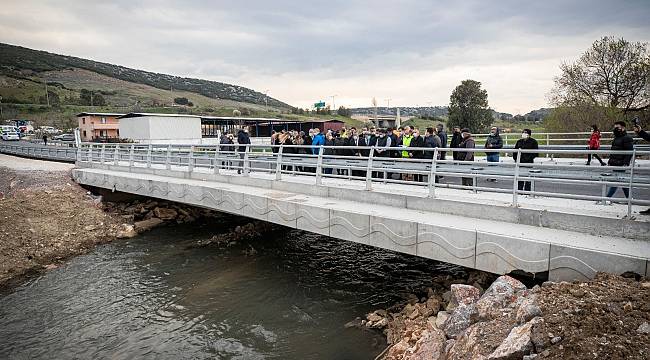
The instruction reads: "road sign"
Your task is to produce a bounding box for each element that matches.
[314,101,326,109]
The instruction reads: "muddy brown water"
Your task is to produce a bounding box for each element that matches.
[0,217,464,359]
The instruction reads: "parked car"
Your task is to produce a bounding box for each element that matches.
[56,133,76,142]
[1,131,20,141]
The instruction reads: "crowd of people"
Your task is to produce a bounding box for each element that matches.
[213,121,648,214]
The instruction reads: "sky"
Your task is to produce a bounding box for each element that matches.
[1,0,649,114]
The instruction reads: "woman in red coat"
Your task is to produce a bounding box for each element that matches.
[587,124,606,166]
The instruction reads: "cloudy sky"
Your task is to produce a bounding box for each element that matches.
[1,0,649,113]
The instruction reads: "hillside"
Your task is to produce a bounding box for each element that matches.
[0,42,290,109]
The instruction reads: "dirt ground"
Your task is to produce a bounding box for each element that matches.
[0,165,122,290]
[536,273,650,359]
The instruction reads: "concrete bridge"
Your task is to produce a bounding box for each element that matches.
[63,143,650,282]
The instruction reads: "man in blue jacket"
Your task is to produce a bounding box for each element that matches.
[311,128,325,155]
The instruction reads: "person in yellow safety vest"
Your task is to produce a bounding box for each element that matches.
[400,126,413,158]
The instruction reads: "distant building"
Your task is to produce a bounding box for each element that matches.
[118,113,202,144]
[77,112,124,141]
[116,113,348,144]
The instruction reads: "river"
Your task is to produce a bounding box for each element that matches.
[0,216,464,359]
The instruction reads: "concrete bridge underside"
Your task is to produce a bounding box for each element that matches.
[72,165,650,282]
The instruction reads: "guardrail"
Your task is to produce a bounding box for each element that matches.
[27,139,76,147]
[76,142,650,218]
[0,143,77,162]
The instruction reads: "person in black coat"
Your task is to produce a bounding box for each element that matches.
[347,129,368,178]
[606,121,634,200]
[436,124,447,160]
[450,126,462,160]
[409,129,426,182]
[513,129,538,192]
[236,127,251,174]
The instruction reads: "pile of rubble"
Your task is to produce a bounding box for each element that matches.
[362,271,650,360]
[364,274,552,359]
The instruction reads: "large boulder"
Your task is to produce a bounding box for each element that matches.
[134,218,164,232]
[442,303,479,339]
[153,207,178,220]
[449,284,481,308]
[515,297,542,325]
[116,224,137,238]
[476,275,527,320]
[487,317,544,359]
[404,327,446,360]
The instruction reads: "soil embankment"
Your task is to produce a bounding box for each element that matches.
[0,154,220,290]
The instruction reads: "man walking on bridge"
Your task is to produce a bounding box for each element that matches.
[605,121,634,201]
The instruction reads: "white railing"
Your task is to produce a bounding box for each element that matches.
[0,143,77,161]
[75,142,650,218]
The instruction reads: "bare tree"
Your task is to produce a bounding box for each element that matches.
[551,36,650,112]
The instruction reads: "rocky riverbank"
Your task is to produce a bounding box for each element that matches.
[360,272,650,359]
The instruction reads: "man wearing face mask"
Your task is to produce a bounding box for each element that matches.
[409,129,426,182]
[372,129,391,178]
[458,128,475,187]
[450,126,463,160]
[348,128,368,177]
[513,129,538,192]
[605,121,634,202]
[237,126,251,174]
[485,126,503,182]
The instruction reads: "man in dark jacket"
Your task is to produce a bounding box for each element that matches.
[436,124,447,160]
[450,126,462,160]
[606,121,634,200]
[237,127,251,174]
[513,129,538,192]
[424,127,442,159]
[409,129,426,181]
[348,128,368,178]
[485,126,503,182]
[458,128,475,187]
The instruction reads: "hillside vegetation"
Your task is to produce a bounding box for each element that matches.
[0,42,289,109]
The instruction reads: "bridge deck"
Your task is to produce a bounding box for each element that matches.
[73,166,650,281]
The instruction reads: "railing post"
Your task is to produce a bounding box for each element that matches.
[545,133,550,158]
[100,144,106,164]
[504,134,509,157]
[315,146,324,185]
[76,143,82,163]
[275,145,284,180]
[212,144,220,174]
[188,146,194,172]
[627,149,636,218]
[146,144,152,168]
[428,148,438,198]
[166,144,172,170]
[129,144,135,167]
[365,147,375,191]
[512,149,521,207]
[243,144,250,176]
[113,145,119,165]
[88,144,94,163]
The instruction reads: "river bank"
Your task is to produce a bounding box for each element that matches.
[364,273,649,359]
[0,155,221,290]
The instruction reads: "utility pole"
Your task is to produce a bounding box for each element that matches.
[331,94,338,114]
[91,91,94,107]
[385,98,392,112]
[0,96,3,119]
[170,84,173,106]
[264,89,269,111]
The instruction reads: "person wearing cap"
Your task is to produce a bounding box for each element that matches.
[458,128,476,187]
[513,129,539,192]
[485,126,503,182]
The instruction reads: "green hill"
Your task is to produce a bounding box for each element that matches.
[0,42,290,109]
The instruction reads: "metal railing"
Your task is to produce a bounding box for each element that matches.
[0,143,77,161]
[75,142,650,218]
